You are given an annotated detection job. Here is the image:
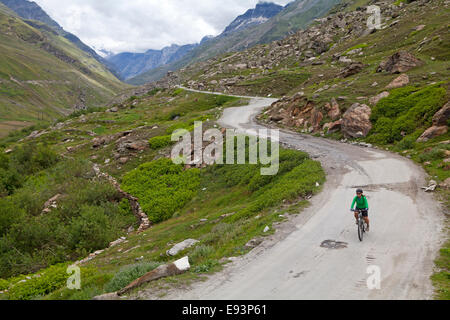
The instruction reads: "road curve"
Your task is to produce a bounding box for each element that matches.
[143,90,445,300]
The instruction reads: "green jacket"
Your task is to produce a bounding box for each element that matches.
[351,195,369,210]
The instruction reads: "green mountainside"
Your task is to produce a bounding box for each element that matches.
[0,4,126,137]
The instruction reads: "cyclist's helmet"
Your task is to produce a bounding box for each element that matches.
[356,188,363,194]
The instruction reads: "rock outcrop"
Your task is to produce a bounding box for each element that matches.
[117,256,190,295]
[417,102,450,142]
[166,239,199,256]
[386,74,409,89]
[342,104,372,138]
[377,51,422,74]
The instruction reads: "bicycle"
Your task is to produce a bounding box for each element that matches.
[351,209,368,242]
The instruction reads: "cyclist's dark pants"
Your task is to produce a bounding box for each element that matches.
[355,208,368,217]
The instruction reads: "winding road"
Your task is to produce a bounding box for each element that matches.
[142,90,445,300]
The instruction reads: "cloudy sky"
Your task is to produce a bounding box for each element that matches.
[33,0,292,55]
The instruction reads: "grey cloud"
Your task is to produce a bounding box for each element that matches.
[33,0,292,54]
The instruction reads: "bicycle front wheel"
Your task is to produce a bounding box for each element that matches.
[358,220,364,241]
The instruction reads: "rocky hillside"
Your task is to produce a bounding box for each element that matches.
[0,3,126,137]
[174,0,448,137]
[128,0,341,85]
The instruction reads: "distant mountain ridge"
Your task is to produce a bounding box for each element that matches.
[223,2,284,35]
[128,0,341,85]
[108,43,199,81]
[0,0,120,79]
[108,2,285,81]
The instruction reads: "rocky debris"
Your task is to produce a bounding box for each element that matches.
[166,239,199,256]
[439,178,450,189]
[109,237,127,248]
[386,74,410,89]
[377,51,422,74]
[326,98,341,120]
[417,102,450,142]
[342,103,372,138]
[369,91,390,105]
[422,180,438,192]
[92,131,133,149]
[75,249,106,265]
[42,194,62,214]
[339,62,365,78]
[93,292,121,300]
[245,237,264,250]
[118,256,190,295]
[323,119,342,134]
[93,164,151,232]
[417,126,448,142]
[432,101,450,126]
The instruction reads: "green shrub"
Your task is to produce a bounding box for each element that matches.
[68,205,118,253]
[148,135,174,150]
[122,159,201,223]
[369,84,447,145]
[418,148,446,163]
[5,263,71,300]
[193,260,220,273]
[189,245,214,264]
[104,262,161,293]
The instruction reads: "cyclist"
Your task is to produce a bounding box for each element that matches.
[350,188,370,232]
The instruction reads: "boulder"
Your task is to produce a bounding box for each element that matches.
[369,91,390,105]
[166,239,199,256]
[339,62,365,78]
[377,51,422,74]
[342,104,372,138]
[385,74,409,89]
[432,101,450,126]
[417,126,448,142]
[118,257,190,295]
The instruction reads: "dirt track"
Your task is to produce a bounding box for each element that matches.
[139,91,445,300]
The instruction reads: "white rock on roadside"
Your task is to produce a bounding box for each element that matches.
[166,239,199,256]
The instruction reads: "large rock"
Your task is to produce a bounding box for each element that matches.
[339,62,365,78]
[432,101,450,126]
[342,104,372,138]
[166,239,199,256]
[369,91,390,105]
[377,51,422,74]
[327,98,341,120]
[417,126,448,142]
[385,74,409,89]
[118,257,190,295]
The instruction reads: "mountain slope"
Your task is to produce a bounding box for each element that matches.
[0,5,126,136]
[0,0,121,79]
[128,0,341,85]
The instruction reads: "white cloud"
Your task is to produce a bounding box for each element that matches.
[33,0,292,54]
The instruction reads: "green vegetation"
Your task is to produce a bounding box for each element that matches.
[432,238,450,300]
[367,84,447,145]
[0,8,125,137]
[148,135,174,150]
[104,262,161,293]
[122,159,201,223]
